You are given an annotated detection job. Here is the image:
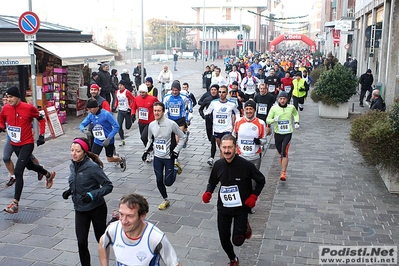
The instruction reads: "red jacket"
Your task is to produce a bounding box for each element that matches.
[0,102,46,146]
[131,94,159,124]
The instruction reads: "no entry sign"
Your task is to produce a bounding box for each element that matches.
[18,11,40,35]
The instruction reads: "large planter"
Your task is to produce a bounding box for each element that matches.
[377,164,399,193]
[319,102,349,119]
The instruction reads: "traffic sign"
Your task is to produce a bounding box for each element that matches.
[344,43,350,50]
[237,40,243,47]
[333,36,340,44]
[237,34,243,40]
[18,11,40,35]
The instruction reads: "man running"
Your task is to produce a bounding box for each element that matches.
[266,91,299,181]
[79,99,126,172]
[115,80,135,146]
[131,84,159,162]
[204,85,239,158]
[0,86,56,214]
[142,102,186,210]
[202,134,265,266]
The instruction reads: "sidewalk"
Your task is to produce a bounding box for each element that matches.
[0,59,397,266]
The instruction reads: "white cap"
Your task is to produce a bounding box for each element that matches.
[138,84,148,92]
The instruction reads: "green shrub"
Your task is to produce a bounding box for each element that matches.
[351,102,399,171]
[388,98,399,133]
[309,67,325,85]
[311,64,358,106]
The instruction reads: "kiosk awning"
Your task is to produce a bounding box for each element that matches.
[35,42,114,66]
[0,42,31,66]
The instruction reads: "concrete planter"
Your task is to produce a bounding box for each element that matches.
[377,164,399,193]
[319,102,349,119]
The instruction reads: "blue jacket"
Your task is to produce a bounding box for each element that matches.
[79,109,119,146]
[163,93,192,122]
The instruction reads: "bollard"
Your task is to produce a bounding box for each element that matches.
[352,102,355,113]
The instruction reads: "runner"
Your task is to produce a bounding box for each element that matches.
[115,80,135,146]
[204,85,239,158]
[0,86,56,214]
[79,99,126,172]
[266,91,300,181]
[141,102,186,210]
[202,134,265,266]
[254,83,275,136]
[131,84,159,163]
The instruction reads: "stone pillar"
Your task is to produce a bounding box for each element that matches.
[380,0,391,99]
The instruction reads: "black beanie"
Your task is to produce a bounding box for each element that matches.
[244,100,256,110]
[171,80,181,91]
[86,99,99,108]
[6,86,20,98]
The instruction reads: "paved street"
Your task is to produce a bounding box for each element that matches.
[0,59,398,266]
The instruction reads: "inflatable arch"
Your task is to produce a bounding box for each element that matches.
[269,34,316,52]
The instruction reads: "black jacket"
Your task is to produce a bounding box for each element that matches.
[120,73,133,92]
[96,67,112,94]
[370,96,385,111]
[359,73,374,90]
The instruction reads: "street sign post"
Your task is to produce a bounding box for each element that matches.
[237,40,243,47]
[19,11,40,139]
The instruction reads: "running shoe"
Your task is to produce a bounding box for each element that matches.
[46,171,56,189]
[280,171,286,181]
[174,161,182,175]
[38,172,44,181]
[5,177,16,187]
[158,199,170,210]
[246,221,252,239]
[207,157,214,167]
[229,257,239,266]
[4,201,18,214]
[120,156,127,172]
[183,131,190,148]
[119,140,125,146]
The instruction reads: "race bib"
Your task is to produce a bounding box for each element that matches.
[215,114,228,126]
[278,120,290,133]
[240,139,256,156]
[92,124,106,140]
[284,86,291,93]
[240,68,245,73]
[206,74,212,78]
[258,103,267,115]
[169,107,179,116]
[268,85,276,93]
[7,126,21,142]
[118,99,127,108]
[154,139,166,155]
[220,185,242,207]
[138,107,149,120]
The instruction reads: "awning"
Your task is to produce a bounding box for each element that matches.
[35,42,114,66]
[0,42,31,66]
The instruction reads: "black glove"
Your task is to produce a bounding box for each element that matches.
[37,135,45,146]
[81,193,93,203]
[62,189,71,200]
[131,114,136,124]
[299,88,306,92]
[102,137,111,147]
[253,138,261,145]
[141,151,149,162]
[170,150,179,160]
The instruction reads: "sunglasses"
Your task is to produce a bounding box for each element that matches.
[219,91,227,94]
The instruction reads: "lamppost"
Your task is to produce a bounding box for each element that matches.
[165,16,168,56]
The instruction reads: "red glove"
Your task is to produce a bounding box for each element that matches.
[244,194,258,209]
[202,192,212,203]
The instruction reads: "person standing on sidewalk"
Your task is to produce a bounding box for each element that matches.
[0,86,56,214]
[110,69,119,112]
[202,134,265,266]
[157,65,173,100]
[173,51,179,71]
[131,84,159,163]
[359,69,374,107]
[141,102,186,210]
[63,137,113,266]
[266,91,299,181]
[79,99,126,172]
[98,193,182,266]
[115,80,135,147]
[96,63,112,104]
[133,62,146,88]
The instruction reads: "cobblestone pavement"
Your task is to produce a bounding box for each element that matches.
[0,59,398,266]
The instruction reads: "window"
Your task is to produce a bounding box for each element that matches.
[226,8,231,20]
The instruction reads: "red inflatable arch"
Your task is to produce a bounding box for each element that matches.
[269,34,316,52]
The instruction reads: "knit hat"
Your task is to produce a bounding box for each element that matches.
[86,99,99,108]
[244,100,256,110]
[171,80,181,90]
[278,91,289,98]
[91,71,98,77]
[145,77,153,84]
[232,81,238,86]
[6,86,20,98]
[119,80,127,87]
[295,71,302,77]
[367,69,372,73]
[138,84,148,92]
[90,84,100,91]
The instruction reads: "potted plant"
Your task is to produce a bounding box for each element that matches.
[350,99,399,193]
[310,64,358,118]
